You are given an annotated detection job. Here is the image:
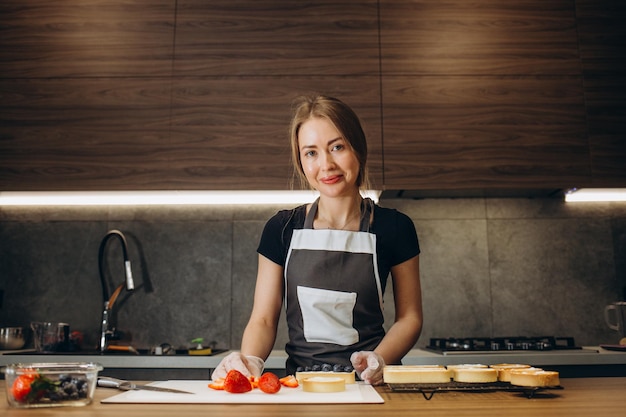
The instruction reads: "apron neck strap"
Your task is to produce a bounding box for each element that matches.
[304,197,373,232]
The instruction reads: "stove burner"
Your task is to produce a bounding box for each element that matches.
[427,336,581,353]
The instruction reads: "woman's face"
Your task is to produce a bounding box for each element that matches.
[298,117,360,198]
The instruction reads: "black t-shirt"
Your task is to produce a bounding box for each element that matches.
[257,202,420,293]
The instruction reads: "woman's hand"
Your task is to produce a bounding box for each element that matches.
[211,352,265,380]
[350,351,385,385]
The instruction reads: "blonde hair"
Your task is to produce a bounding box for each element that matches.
[289,95,369,190]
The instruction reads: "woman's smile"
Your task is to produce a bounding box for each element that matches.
[320,175,342,184]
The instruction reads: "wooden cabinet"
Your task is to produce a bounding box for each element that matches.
[576,0,626,187]
[0,0,624,192]
[0,0,175,191]
[0,0,382,191]
[379,0,592,191]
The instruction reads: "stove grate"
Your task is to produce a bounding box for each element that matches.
[426,336,581,352]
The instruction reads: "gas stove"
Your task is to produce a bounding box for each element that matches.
[426,336,589,355]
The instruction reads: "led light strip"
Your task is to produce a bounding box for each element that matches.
[0,190,381,206]
[565,188,626,202]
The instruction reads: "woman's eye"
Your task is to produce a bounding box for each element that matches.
[332,144,344,152]
[303,150,316,158]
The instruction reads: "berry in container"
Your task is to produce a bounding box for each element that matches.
[3,362,103,408]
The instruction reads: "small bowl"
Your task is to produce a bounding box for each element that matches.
[0,327,26,350]
[3,362,103,408]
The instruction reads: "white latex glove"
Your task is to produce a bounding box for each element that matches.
[211,352,265,380]
[350,351,385,386]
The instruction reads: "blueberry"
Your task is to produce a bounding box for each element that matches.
[48,391,65,402]
[321,363,333,372]
[63,381,78,395]
[343,365,354,373]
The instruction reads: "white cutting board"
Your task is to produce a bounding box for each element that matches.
[101,380,384,404]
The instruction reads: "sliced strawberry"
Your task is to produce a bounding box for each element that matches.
[249,375,259,389]
[258,372,281,394]
[279,375,299,388]
[223,370,253,393]
[208,378,225,390]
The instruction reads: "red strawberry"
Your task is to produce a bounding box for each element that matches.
[223,370,252,393]
[279,375,299,388]
[258,372,281,394]
[11,374,37,403]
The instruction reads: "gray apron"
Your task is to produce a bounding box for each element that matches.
[284,198,385,373]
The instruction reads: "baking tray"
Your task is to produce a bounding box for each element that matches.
[387,381,563,400]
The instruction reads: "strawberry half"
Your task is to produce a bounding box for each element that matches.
[258,372,281,394]
[223,370,253,393]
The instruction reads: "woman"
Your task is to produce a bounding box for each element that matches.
[212,95,423,385]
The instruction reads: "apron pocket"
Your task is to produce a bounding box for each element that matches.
[297,286,359,346]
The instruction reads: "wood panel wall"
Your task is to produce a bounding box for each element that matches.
[0,0,383,191]
[576,0,626,187]
[0,0,624,192]
[380,0,590,190]
[0,0,176,191]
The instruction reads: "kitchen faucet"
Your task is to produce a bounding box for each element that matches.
[98,229,134,353]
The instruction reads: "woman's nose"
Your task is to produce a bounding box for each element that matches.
[319,151,335,169]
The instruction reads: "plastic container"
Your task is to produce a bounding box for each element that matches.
[3,362,103,408]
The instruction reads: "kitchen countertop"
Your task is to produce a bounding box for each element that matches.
[400,346,625,366]
[266,346,626,368]
[1,347,625,372]
[2,377,626,416]
[0,348,230,369]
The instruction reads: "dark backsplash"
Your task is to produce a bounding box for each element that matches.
[1,198,625,352]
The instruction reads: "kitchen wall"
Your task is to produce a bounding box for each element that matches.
[2,197,625,353]
[1,1,624,362]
